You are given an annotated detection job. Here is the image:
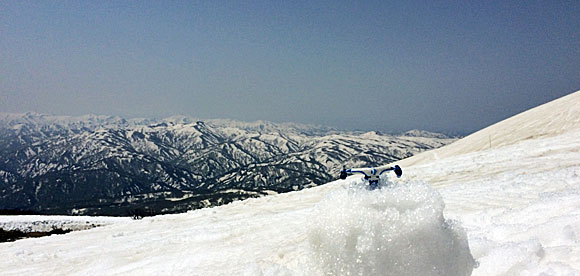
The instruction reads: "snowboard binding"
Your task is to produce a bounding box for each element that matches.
[340,164,402,189]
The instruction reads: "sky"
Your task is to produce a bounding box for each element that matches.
[1,1,579,135]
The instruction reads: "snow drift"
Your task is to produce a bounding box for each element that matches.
[307,178,475,276]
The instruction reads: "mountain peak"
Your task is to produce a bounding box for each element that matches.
[401,129,451,139]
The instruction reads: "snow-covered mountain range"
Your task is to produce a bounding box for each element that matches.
[0,113,455,215]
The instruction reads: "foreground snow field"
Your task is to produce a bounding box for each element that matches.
[0,177,475,276]
[412,128,580,275]
[1,91,580,275]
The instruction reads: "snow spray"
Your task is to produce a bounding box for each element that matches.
[307,178,476,276]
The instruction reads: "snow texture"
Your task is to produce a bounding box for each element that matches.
[0,177,475,276]
[308,179,474,276]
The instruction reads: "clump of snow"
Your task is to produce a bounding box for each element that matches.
[307,178,475,276]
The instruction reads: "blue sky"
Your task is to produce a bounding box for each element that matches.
[1,1,579,134]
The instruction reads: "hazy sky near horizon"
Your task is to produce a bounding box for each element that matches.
[1,1,579,134]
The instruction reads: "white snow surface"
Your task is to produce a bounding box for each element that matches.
[398,90,580,167]
[0,178,475,276]
[1,90,580,275]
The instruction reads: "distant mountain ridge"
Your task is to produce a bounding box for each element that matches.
[0,112,457,216]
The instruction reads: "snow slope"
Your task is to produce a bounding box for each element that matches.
[397,90,580,168]
[1,90,580,275]
[0,178,474,276]
[413,127,580,275]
